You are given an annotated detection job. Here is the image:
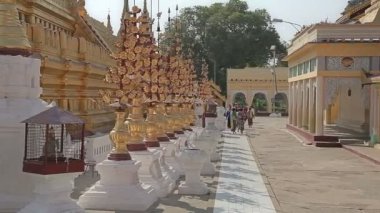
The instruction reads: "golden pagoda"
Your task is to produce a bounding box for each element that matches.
[0,0,128,133]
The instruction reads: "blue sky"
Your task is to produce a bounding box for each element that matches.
[86,0,347,42]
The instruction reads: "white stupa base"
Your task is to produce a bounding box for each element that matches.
[19,173,83,213]
[0,56,49,211]
[77,160,157,211]
[178,181,209,195]
[177,149,209,195]
[201,161,216,176]
[130,149,174,198]
[211,151,222,162]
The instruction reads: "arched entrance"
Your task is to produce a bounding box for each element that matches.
[274,93,288,113]
[233,92,247,107]
[252,93,268,113]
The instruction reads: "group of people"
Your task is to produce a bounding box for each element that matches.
[225,105,255,134]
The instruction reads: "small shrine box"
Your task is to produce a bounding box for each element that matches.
[22,106,85,175]
[204,99,218,118]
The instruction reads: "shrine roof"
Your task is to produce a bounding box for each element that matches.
[22,106,84,124]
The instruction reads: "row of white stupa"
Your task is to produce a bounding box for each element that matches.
[0,54,227,212]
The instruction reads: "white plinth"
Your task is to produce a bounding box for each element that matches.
[215,118,226,131]
[162,139,184,178]
[193,135,217,176]
[19,173,83,213]
[178,149,209,195]
[158,141,180,181]
[130,149,174,198]
[0,55,49,211]
[211,136,223,162]
[269,112,282,117]
[77,160,157,211]
[205,117,217,130]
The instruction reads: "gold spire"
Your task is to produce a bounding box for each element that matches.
[107,10,113,33]
[143,0,148,14]
[121,0,130,20]
[118,0,130,36]
[0,0,31,56]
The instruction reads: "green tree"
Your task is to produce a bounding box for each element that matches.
[160,0,287,95]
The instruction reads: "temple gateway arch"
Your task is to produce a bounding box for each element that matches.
[227,67,289,115]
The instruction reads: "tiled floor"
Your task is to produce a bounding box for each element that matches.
[213,132,276,213]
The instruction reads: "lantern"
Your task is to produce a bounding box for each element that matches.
[22,106,85,175]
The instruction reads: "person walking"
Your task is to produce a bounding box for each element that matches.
[247,107,255,128]
[225,105,232,129]
[237,108,247,134]
[231,108,238,134]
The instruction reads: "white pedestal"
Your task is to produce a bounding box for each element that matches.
[193,134,217,176]
[162,139,184,178]
[211,148,222,162]
[216,107,226,131]
[158,141,180,181]
[130,149,174,198]
[148,146,177,189]
[205,117,217,131]
[77,160,157,211]
[210,135,222,162]
[19,173,83,213]
[178,149,209,195]
[0,56,49,211]
[269,112,282,117]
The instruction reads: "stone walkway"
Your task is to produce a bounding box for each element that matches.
[248,117,380,213]
[73,128,276,213]
[213,132,276,213]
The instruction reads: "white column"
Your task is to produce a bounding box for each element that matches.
[315,77,324,135]
[308,78,315,133]
[370,86,375,134]
[288,82,293,124]
[297,81,303,128]
[302,80,309,129]
[292,82,297,126]
[376,87,379,134]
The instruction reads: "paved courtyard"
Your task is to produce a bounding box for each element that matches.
[248,117,380,213]
[71,117,380,213]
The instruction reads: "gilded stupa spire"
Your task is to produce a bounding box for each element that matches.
[107,10,113,33]
[118,0,130,36]
[143,0,148,15]
[122,0,130,19]
[0,0,31,56]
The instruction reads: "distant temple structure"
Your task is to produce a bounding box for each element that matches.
[227,67,289,115]
[7,0,125,133]
[284,0,380,144]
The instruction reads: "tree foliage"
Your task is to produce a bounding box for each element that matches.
[160,0,287,95]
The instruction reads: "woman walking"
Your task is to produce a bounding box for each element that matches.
[247,107,255,128]
[231,108,238,134]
